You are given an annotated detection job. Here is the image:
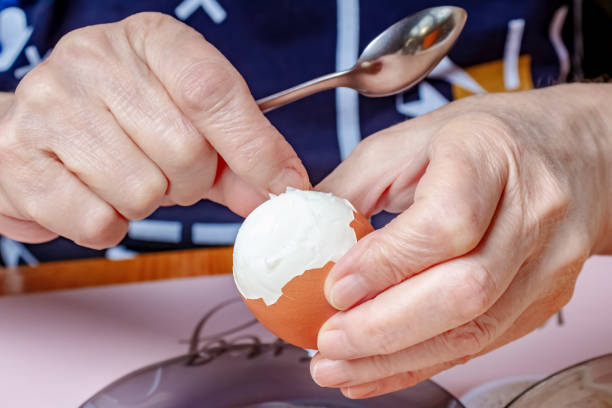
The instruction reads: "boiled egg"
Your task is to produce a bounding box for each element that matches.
[233,188,373,349]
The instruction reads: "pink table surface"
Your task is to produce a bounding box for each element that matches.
[1,256,611,407]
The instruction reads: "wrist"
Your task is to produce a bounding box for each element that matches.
[559,83,612,254]
[528,83,612,254]
[595,91,612,254]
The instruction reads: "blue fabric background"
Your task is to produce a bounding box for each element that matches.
[0,0,572,263]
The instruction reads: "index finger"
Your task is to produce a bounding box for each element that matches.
[324,116,510,310]
[123,13,310,196]
[317,191,524,360]
[319,252,504,361]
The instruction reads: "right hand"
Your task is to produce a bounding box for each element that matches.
[311,83,611,398]
[0,12,309,248]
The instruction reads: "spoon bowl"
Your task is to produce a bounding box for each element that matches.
[351,6,466,96]
[257,6,467,112]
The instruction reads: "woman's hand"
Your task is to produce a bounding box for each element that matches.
[0,12,309,247]
[311,83,612,398]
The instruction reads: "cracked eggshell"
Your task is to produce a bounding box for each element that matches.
[232,188,373,349]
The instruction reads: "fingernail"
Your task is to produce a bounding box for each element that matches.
[318,329,348,355]
[344,382,379,399]
[269,167,310,194]
[312,358,350,387]
[329,274,369,310]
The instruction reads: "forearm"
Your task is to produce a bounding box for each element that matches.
[508,83,612,255]
[570,83,612,254]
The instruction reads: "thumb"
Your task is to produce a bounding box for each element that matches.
[324,121,508,310]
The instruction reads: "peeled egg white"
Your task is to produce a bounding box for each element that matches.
[233,188,373,349]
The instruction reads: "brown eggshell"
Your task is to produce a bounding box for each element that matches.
[243,211,373,349]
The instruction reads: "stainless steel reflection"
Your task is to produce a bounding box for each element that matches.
[507,353,612,407]
[256,6,467,113]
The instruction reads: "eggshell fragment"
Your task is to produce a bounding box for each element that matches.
[240,208,373,349]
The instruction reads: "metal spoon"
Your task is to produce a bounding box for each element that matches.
[257,6,467,113]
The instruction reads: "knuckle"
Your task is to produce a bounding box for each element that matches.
[124,11,174,29]
[169,176,211,206]
[20,196,45,223]
[162,126,217,206]
[176,60,240,114]
[228,133,267,172]
[77,206,126,249]
[351,132,384,161]
[171,193,202,207]
[428,201,482,255]
[58,27,98,49]
[15,66,58,107]
[0,117,30,158]
[122,12,178,49]
[54,26,109,65]
[395,371,420,388]
[434,111,518,162]
[452,261,497,320]
[229,129,297,180]
[536,174,571,222]
[370,355,397,379]
[169,182,209,207]
[361,233,408,285]
[123,175,167,219]
[350,130,405,174]
[165,121,206,172]
[17,168,59,220]
[441,316,498,356]
[363,317,401,356]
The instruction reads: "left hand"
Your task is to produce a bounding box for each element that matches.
[310,83,612,398]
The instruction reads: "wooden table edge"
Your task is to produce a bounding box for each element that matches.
[0,247,234,296]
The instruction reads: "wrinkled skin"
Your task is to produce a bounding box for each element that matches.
[1,11,611,401]
[311,83,612,398]
[0,13,309,248]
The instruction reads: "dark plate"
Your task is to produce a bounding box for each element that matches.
[81,342,463,408]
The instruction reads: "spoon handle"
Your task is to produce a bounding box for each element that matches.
[257,70,351,113]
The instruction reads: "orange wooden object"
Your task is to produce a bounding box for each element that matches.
[0,247,233,296]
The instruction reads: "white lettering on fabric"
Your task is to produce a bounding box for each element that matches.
[395,81,449,118]
[175,0,227,23]
[128,220,182,243]
[14,45,50,79]
[335,0,360,160]
[430,57,486,94]
[503,19,526,90]
[549,6,570,83]
[0,7,32,72]
[0,236,38,267]
[192,222,241,245]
